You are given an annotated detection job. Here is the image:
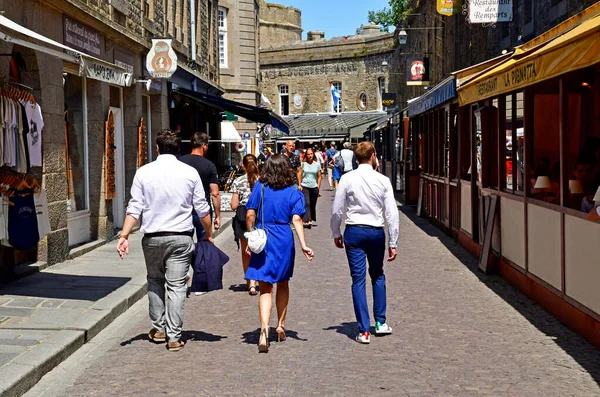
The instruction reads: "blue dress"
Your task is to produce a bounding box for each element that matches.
[245,180,306,284]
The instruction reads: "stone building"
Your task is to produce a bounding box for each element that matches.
[260,3,396,143]
[0,0,220,275]
[391,0,600,108]
[259,1,302,48]
[218,0,261,135]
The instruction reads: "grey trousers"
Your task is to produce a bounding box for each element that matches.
[142,234,194,342]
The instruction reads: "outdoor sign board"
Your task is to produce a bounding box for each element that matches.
[63,16,101,57]
[146,39,178,79]
[406,58,430,86]
[80,58,132,86]
[468,0,513,24]
[437,0,456,16]
[382,93,397,108]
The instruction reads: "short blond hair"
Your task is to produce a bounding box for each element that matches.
[355,141,375,163]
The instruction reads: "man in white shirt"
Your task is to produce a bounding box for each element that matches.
[117,129,212,352]
[330,141,399,344]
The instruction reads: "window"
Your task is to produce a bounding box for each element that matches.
[378,77,386,110]
[359,93,367,110]
[143,1,151,19]
[279,85,289,115]
[218,7,228,68]
[64,74,88,213]
[333,81,342,113]
[524,1,533,24]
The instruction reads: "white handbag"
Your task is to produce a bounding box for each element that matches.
[244,184,267,254]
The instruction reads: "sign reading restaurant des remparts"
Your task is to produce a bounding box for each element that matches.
[468,0,513,24]
[146,39,178,79]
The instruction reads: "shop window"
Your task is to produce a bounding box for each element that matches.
[279,85,289,115]
[531,82,561,205]
[64,74,88,213]
[563,67,600,213]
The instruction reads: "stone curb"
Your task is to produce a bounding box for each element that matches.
[0,217,233,397]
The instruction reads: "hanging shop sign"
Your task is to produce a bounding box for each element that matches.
[63,16,101,57]
[80,58,132,86]
[146,39,178,79]
[406,58,430,86]
[382,93,397,108]
[437,0,456,16]
[468,0,513,24]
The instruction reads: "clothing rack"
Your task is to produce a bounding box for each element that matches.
[0,170,40,196]
[0,81,36,104]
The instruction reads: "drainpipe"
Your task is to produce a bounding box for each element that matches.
[190,0,197,66]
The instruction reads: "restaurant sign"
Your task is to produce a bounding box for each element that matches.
[146,39,178,79]
[63,16,101,57]
[406,57,430,86]
[468,0,513,24]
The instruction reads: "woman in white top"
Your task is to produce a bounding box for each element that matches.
[230,154,260,295]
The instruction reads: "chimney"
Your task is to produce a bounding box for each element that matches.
[307,30,325,41]
[360,24,381,35]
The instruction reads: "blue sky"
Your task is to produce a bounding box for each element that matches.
[272,0,394,40]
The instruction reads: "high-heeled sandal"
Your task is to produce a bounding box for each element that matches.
[258,327,269,353]
[248,286,258,296]
[276,326,286,342]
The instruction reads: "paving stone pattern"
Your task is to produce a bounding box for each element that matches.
[59,188,600,396]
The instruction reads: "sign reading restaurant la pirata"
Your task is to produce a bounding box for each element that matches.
[468,0,513,24]
[146,39,178,79]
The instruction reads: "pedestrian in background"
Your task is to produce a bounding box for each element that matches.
[325,142,338,190]
[230,154,259,296]
[330,141,398,345]
[339,141,357,177]
[245,155,314,353]
[283,140,302,188]
[117,129,213,352]
[179,132,221,240]
[298,148,322,228]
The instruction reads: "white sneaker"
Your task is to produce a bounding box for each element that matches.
[375,322,392,335]
[355,332,370,344]
[194,292,207,296]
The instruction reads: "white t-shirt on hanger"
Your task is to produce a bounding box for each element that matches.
[24,101,43,167]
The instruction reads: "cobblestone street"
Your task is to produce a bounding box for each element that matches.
[27,189,600,396]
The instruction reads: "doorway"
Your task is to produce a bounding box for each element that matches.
[110,86,125,229]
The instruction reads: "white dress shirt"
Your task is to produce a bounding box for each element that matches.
[126,154,211,234]
[330,164,399,248]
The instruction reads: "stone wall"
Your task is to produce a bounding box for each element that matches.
[259,1,302,48]
[260,32,395,115]
[390,0,600,108]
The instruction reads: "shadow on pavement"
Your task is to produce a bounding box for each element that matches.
[228,283,248,292]
[182,330,227,343]
[398,204,600,386]
[120,333,151,346]
[241,328,307,344]
[0,273,131,301]
[323,322,358,341]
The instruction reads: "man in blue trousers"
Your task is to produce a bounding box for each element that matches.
[330,141,399,344]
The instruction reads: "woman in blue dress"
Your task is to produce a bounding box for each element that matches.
[245,155,314,353]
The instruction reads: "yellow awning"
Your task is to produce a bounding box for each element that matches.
[458,13,600,106]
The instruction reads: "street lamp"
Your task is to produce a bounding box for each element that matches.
[399,30,408,45]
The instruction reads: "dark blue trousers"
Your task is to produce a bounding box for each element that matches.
[344,225,387,333]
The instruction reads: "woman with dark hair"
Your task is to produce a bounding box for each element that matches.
[245,154,314,353]
[231,154,260,295]
[299,147,322,228]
